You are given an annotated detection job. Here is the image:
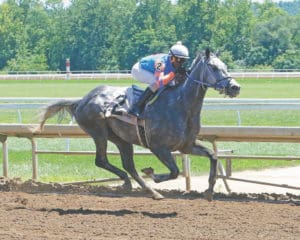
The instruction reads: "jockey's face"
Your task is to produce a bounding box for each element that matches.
[171,56,186,69]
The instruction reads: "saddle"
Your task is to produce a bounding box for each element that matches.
[104,85,160,118]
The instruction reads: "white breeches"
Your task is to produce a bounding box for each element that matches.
[131,62,156,84]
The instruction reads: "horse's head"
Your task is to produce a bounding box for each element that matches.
[190,49,240,98]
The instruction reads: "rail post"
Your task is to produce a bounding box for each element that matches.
[66,58,71,80]
[211,140,231,193]
[181,154,191,192]
[30,138,38,181]
[0,135,8,177]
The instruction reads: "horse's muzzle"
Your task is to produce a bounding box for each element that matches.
[226,79,241,98]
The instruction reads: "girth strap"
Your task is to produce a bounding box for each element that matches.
[111,114,149,148]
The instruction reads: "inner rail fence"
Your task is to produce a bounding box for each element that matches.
[1,97,300,125]
[0,70,300,80]
[0,124,299,193]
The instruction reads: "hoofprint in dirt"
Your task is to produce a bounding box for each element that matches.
[0,178,299,240]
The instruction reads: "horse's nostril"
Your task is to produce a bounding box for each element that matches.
[232,85,240,91]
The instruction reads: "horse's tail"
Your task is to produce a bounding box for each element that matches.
[38,99,79,131]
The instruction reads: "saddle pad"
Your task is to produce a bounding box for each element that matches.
[105,85,143,117]
[106,84,165,117]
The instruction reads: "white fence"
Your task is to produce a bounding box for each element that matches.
[1,97,300,125]
[0,71,300,80]
[0,124,299,193]
[2,98,300,111]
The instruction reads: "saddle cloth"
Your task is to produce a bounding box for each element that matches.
[104,85,143,117]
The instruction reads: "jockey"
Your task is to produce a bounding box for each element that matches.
[129,41,189,117]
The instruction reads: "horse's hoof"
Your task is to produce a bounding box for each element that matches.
[122,182,132,192]
[204,190,213,202]
[152,192,164,200]
[142,167,154,176]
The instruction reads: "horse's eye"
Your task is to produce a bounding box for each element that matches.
[210,65,218,71]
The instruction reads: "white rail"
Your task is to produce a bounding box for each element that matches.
[1,97,299,126]
[0,124,299,192]
[0,71,300,80]
[1,98,300,110]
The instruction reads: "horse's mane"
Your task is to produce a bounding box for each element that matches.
[189,51,203,71]
[189,49,216,71]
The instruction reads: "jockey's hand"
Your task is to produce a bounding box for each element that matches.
[174,71,186,85]
[176,66,186,75]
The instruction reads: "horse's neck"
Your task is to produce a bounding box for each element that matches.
[181,63,206,113]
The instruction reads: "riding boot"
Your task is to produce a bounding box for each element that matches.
[128,87,154,117]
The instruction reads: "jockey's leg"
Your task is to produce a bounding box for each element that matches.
[128,86,155,117]
[129,63,157,117]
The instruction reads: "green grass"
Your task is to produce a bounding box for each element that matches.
[0,77,299,182]
[0,77,300,98]
[202,110,300,126]
[206,78,300,98]
[0,79,138,97]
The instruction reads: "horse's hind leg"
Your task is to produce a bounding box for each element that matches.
[111,135,164,200]
[85,127,131,190]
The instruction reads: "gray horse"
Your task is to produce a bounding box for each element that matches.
[38,49,240,200]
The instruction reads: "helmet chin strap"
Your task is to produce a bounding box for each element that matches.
[169,49,176,58]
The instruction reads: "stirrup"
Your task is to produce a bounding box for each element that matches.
[128,106,141,118]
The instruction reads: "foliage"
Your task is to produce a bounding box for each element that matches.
[0,0,299,71]
[277,0,300,16]
[272,49,300,70]
[246,14,298,67]
[4,50,49,71]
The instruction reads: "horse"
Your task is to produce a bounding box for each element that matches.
[38,49,240,201]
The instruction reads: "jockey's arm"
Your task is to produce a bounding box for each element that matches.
[155,71,175,89]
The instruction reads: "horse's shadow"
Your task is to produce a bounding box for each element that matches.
[37,207,178,219]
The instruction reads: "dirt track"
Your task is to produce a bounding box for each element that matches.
[0,178,299,240]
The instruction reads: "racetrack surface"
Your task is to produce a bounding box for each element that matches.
[0,178,299,240]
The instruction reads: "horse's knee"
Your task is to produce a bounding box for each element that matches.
[95,155,107,168]
[170,168,179,179]
[210,155,218,166]
[122,163,134,174]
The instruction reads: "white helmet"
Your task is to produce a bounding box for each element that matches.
[169,41,189,59]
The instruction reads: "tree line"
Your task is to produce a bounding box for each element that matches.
[0,0,299,72]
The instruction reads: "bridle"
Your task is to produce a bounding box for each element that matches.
[186,57,232,95]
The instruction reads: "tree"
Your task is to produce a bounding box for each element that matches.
[5,49,49,71]
[118,0,176,69]
[248,15,295,66]
[176,0,219,57]
[0,0,299,71]
[0,2,23,69]
[214,0,253,60]
[0,0,52,71]
[272,50,300,70]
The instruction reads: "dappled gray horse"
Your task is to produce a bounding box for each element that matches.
[38,49,240,200]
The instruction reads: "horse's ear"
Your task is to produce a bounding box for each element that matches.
[205,48,210,58]
[215,49,221,57]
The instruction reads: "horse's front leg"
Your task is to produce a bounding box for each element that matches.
[184,141,218,201]
[142,147,180,183]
